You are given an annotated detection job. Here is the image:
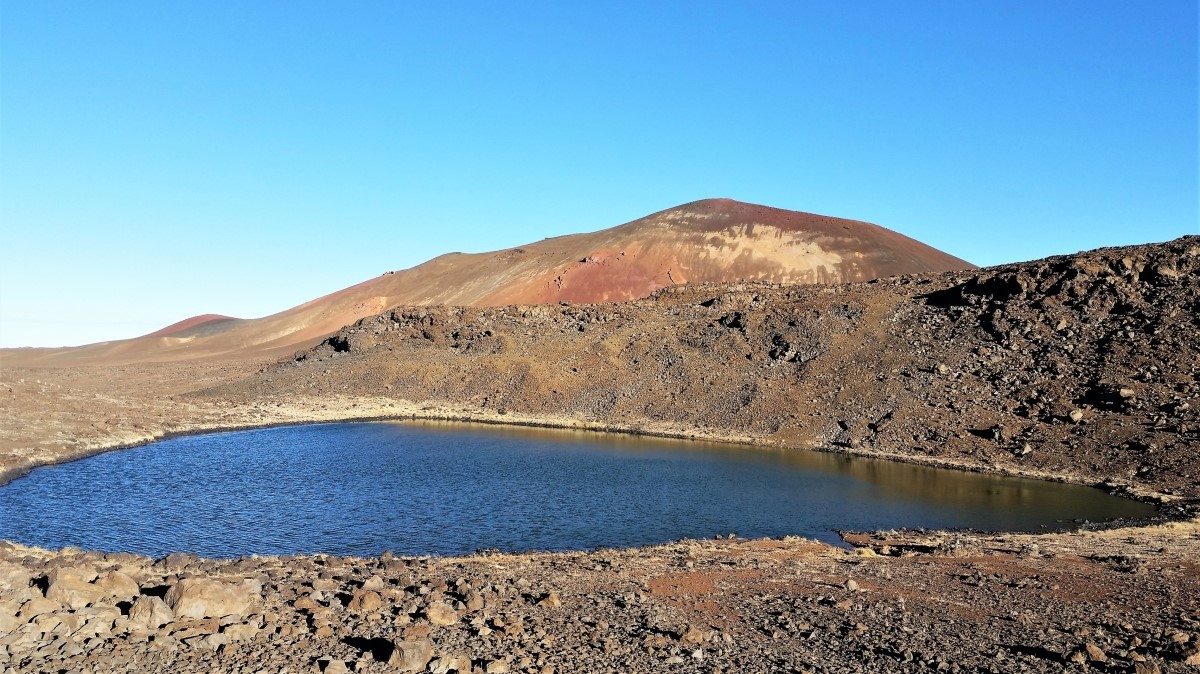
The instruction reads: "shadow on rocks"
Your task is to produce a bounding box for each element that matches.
[342,636,393,662]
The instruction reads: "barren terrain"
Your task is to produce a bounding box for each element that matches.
[1,236,1197,672]
[3,199,973,366]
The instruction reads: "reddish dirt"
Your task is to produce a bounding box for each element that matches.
[141,314,239,338]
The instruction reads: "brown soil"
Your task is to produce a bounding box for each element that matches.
[0,236,1197,672]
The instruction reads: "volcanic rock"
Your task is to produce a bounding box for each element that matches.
[128,595,174,628]
[164,577,261,619]
[387,637,434,671]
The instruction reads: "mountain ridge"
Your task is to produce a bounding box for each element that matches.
[3,198,973,365]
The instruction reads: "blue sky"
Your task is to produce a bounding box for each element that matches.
[1,1,1196,348]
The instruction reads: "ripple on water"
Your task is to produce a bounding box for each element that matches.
[0,421,1156,558]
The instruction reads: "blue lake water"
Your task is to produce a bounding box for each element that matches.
[0,421,1156,558]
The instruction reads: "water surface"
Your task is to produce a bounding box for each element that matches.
[0,421,1155,557]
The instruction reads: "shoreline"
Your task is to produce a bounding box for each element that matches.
[1,395,1183,534]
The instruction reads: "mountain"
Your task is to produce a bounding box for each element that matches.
[2,199,973,365]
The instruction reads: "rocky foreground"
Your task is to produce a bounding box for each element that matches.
[1,236,1198,673]
[2,522,1199,674]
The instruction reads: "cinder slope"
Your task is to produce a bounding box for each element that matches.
[2,199,972,365]
[230,235,1199,498]
[141,314,240,339]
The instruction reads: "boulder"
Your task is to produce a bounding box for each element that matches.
[426,601,459,626]
[322,659,349,674]
[94,571,140,601]
[387,637,433,671]
[465,591,485,611]
[128,595,175,628]
[430,655,474,673]
[164,577,261,619]
[0,561,33,593]
[44,567,103,609]
[679,624,707,646]
[222,622,260,642]
[17,595,61,619]
[0,602,21,633]
[347,589,382,612]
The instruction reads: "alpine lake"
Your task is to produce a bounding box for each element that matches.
[0,421,1156,558]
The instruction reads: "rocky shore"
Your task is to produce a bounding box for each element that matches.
[3,520,1199,673]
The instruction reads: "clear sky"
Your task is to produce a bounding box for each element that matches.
[1,1,1196,348]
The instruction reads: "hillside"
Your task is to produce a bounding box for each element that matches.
[225,235,1200,498]
[2,199,972,365]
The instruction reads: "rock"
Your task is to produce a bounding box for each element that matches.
[294,595,321,611]
[1084,642,1107,663]
[321,658,349,674]
[128,595,174,628]
[312,578,338,592]
[537,591,562,608]
[17,596,61,619]
[186,632,228,650]
[387,637,433,671]
[936,363,950,375]
[465,591,485,611]
[1133,661,1161,674]
[94,571,140,601]
[0,561,33,593]
[45,567,104,609]
[430,654,474,673]
[426,601,459,626]
[361,575,385,591]
[347,589,382,612]
[680,624,707,645]
[0,606,19,633]
[485,660,511,673]
[845,579,860,592]
[164,577,261,619]
[1069,409,1084,423]
[159,552,197,573]
[223,622,260,642]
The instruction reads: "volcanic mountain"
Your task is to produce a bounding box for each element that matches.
[4,199,973,364]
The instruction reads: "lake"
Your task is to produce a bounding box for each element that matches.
[0,421,1156,557]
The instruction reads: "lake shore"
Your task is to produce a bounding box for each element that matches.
[0,362,1180,505]
[2,360,1199,672]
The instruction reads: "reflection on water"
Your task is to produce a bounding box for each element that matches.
[0,421,1155,558]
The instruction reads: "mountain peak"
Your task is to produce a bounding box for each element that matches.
[6,200,973,364]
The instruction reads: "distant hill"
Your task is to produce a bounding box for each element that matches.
[2,198,973,365]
